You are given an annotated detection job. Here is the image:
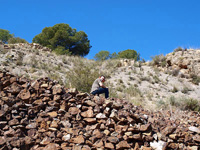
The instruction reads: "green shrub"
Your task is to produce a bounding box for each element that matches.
[153,75,160,83]
[191,74,200,85]
[171,69,180,76]
[174,47,184,52]
[54,46,72,55]
[169,96,200,112]
[118,49,140,60]
[156,99,167,108]
[124,85,142,97]
[65,60,100,93]
[8,37,28,44]
[181,87,191,94]
[184,98,200,111]
[16,52,24,66]
[150,54,166,67]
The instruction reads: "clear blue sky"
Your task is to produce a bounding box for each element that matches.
[1,0,200,60]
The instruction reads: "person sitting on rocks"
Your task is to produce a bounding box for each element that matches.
[91,75,109,98]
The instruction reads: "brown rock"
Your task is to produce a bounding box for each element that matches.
[104,130,110,136]
[116,141,130,150]
[53,95,61,101]
[131,133,142,141]
[0,136,6,145]
[84,118,96,123]
[40,137,51,145]
[9,82,21,94]
[93,139,104,148]
[161,126,176,136]
[193,134,200,142]
[44,143,58,150]
[141,146,152,150]
[33,99,43,105]
[47,111,58,118]
[18,89,30,100]
[82,145,91,150]
[24,136,33,145]
[81,109,94,118]
[26,123,37,129]
[93,129,103,138]
[0,110,5,117]
[9,118,19,126]
[107,136,119,144]
[50,120,58,128]
[52,85,63,94]
[71,135,85,144]
[140,124,151,132]
[41,84,48,88]
[31,80,40,90]
[105,142,114,149]
[68,107,80,115]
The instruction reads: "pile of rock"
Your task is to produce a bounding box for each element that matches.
[0,71,200,150]
[166,49,200,77]
[3,43,51,52]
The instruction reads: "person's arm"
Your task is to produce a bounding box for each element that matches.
[99,82,106,88]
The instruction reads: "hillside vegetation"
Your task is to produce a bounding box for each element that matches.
[0,42,200,112]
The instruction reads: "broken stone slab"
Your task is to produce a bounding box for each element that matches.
[70,135,85,144]
[188,126,200,134]
[150,140,167,150]
[116,141,130,150]
[96,113,107,119]
[62,134,71,141]
[81,109,94,118]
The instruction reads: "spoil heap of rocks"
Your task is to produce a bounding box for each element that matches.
[0,71,200,150]
[166,49,200,77]
[3,43,51,52]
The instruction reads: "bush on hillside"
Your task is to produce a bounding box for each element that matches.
[65,60,100,92]
[150,54,166,67]
[8,37,28,44]
[174,47,184,52]
[169,96,200,112]
[118,49,140,61]
[94,50,111,61]
[190,74,200,85]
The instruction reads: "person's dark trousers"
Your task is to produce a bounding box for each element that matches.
[91,88,109,98]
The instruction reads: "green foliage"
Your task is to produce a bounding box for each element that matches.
[54,46,71,55]
[110,52,118,59]
[169,96,200,112]
[32,23,91,56]
[174,47,184,52]
[65,60,100,92]
[124,85,142,97]
[191,74,200,85]
[118,49,140,60]
[8,37,28,44]
[94,50,111,61]
[0,28,13,43]
[150,54,166,67]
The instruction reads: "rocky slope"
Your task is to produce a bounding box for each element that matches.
[0,43,200,111]
[0,71,200,150]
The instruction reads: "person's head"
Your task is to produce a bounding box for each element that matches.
[100,75,106,82]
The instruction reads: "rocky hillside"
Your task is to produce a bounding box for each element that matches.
[0,71,200,150]
[0,43,200,111]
